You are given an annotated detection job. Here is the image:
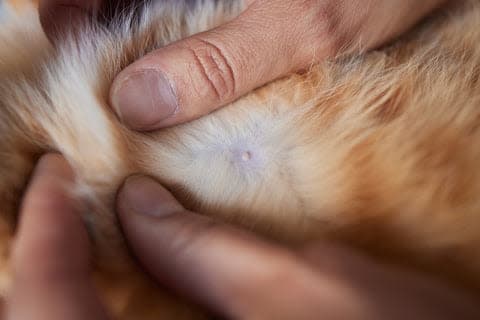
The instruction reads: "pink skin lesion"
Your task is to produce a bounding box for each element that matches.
[229,140,266,174]
[241,151,252,162]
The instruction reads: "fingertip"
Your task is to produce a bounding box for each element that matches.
[34,153,74,181]
[21,153,77,218]
[16,154,86,268]
[117,175,183,222]
[110,68,179,131]
[39,0,102,40]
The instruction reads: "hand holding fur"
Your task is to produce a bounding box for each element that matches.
[42,0,449,130]
[1,0,480,319]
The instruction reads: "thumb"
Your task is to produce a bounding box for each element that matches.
[116,175,317,318]
[110,1,334,130]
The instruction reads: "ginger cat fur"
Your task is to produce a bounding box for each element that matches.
[1,0,480,318]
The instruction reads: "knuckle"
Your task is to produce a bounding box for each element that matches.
[315,3,345,55]
[185,38,237,103]
[314,1,371,56]
[301,1,350,58]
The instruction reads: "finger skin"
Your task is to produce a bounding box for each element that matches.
[6,154,109,320]
[110,1,334,130]
[117,175,480,320]
[117,176,346,319]
[110,0,448,131]
[39,0,103,39]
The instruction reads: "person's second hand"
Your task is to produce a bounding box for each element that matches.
[6,154,480,319]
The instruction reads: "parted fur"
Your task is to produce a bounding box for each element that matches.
[1,0,480,318]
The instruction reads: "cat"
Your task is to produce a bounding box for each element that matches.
[1,0,480,318]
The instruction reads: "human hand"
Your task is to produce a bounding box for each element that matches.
[40,0,448,130]
[6,154,109,320]
[116,175,480,319]
[7,155,480,319]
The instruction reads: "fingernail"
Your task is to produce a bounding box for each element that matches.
[112,70,179,130]
[118,176,183,217]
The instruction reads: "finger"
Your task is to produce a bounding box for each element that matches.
[117,175,480,319]
[40,0,138,41]
[117,175,339,319]
[299,242,480,320]
[110,0,335,130]
[7,154,109,320]
[39,0,103,39]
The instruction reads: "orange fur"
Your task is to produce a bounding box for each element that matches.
[1,0,480,318]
